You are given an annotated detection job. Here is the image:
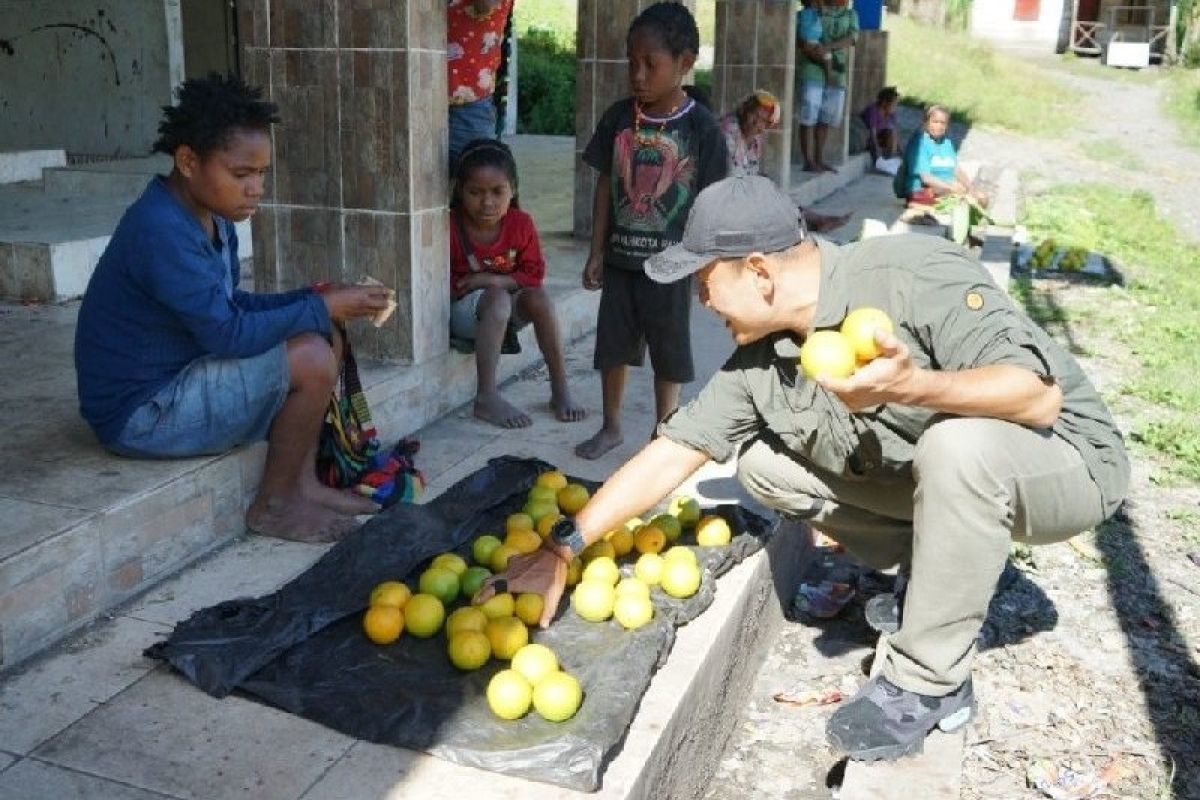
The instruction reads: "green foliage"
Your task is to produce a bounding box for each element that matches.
[1080,138,1145,171]
[1022,185,1200,479]
[512,1,576,45]
[886,16,1079,135]
[516,29,576,136]
[1162,67,1200,150]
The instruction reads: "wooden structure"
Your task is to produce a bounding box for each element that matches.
[1069,0,1176,60]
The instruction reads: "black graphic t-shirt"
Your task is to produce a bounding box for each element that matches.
[583,97,729,271]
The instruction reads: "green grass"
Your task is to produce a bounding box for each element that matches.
[1080,138,1145,171]
[1021,185,1200,480]
[886,16,1079,136]
[1162,67,1200,151]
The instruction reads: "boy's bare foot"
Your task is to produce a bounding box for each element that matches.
[245,499,359,544]
[802,161,820,173]
[550,389,587,423]
[305,481,380,515]
[575,427,623,460]
[474,392,532,428]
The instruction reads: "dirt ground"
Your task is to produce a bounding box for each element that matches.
[704,57,1200,800]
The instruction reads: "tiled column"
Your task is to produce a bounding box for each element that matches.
[711,0,796,188]
[237,0,449,365]
[849,30,889,149]
[573,0,695,238]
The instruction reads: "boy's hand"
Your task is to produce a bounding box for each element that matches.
[582,255,603,291]
[322,285,394,324]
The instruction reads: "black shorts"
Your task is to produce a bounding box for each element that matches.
[593,265,694,383]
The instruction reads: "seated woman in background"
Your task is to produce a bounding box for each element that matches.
[718,90,850,233]
[902,104,988,208]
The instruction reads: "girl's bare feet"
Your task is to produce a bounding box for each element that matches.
[575,426,623,460]
[550,385,586,423]
[245,498,359,543]
[474,392,532,428]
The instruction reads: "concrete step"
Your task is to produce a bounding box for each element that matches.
[0,150,66,185]
[41,155,172,198]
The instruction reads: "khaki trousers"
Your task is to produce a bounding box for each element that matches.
[736,416,1107,695]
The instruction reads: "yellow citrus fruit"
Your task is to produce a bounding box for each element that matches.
[565,557,583,586]
[695,515,733,547]
[447,630,491,670]
[623,516,646,533]
[473,534,503,566]
[418,566,460,605]
[527,485,558,506]
[514,592,545,626]
[536,512,563,540]
[839,306,894,363]
[533,671,583,722]
[524,499,559,526]
[582,556,620,586]
[663,545,699,566]
[487,669,533,720]
[605,527,634,557]
[362,605,404,644]
[634,553,665,585]
[660,559,702,599]
[368,581,411,609]
[490,543,521,573]
[572,580,616,622]
[615,576,651,600]
[431,553,468,577]
[650,513,683,543]
[460,565,491,599]
[557,483,590,515]
[581,540,616,563]
[505,513,534,536]
[668,496,701,527]
[633,524,667,555]
[536,470,568,491]
[511,643,558,686]
[446,606,489,637]
[799,330,856,380]
[403,593,445,637]
[505,527,542,555]
[478,591,515,619]
[613,594,655,630]
[485,616,529,660]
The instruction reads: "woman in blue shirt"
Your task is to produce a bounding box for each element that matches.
[906,105,989,208]
[75,75,393,543]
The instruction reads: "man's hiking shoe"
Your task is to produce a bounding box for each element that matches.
[826,675,976,761]
[864,591,901,634]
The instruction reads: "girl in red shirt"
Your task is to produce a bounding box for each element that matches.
[450,139,586,428]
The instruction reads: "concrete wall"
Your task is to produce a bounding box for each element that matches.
[0,1,182,157]
[970,0,1068,49]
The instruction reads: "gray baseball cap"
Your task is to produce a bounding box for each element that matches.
[644,175,806,284]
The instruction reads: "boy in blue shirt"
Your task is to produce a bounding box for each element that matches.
[75,75,393,542]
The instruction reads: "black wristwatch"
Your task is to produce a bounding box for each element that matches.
[549,517,586,558]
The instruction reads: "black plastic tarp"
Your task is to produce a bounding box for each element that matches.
[148,456,772,791]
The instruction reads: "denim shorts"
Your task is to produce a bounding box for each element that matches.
[797,80,847,127]
[449,287,531,340]
[108,344,290,458]
[448,98,498,169]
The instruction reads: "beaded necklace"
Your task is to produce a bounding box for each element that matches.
[634,99,684,148]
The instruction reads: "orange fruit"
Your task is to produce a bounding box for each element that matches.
[447,630,491,670]
[536,512,564,540]
[446,606,489,637]
[404,594,445,637]
[839,306,894,363]
[418,566,460,605]
[660,559,702,599]
[490,543,521,573]
[511,643,558,686]
[634,552,665,585]
[565,556,583,587]
[799,330,856,380]
[478,592,515,619]
[473,534,503,566]
[613,594,654,630]
[460,565,491,599]
[535,470,568,491]
[605,527,634,557]
[668,496,700,527]
[582,556,620,586]
[505,527,542,555]
[572,580,616,622]
[557,483,590,515]
[487,669,533,720]
[431,553,468,577]
[650,513,683,543]
[514,592,545,626]
[362,605,403,644]
[524,500,559,526]
[368,581,411,609]
[505,513,534,536]
[532,671,583,722]
[485,616,529,660]
[582,539,616,563]
[633,524,667,555]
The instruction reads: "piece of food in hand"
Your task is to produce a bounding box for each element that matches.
[357,276,397,327]
[839,307,894,363]
[799,330,856,380]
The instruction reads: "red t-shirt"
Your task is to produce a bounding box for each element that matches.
[447,0,515,105]
[449,207,545,299]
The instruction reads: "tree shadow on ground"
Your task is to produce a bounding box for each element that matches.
[1096,504,1200,797]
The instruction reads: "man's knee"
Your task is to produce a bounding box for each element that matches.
[914,417,1008,490]
[735,437,805,513]
[286,333,336,388]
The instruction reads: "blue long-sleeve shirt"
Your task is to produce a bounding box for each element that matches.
[75,176,331,444]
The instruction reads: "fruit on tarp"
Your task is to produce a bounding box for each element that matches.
[418,567,460,605]
[479,592,515,619]
[633,523,667,555]
[511,643,558,686]
[667,497,700,528]
[446,606,488,637]
[473,535,503,566]
[485,616,529,660]
[572,580,617,622]
[535,470,568,491]
[431,553,468,577]
[368,581,411,609]
[460,566,491,599]
[487,669,533,720]
[663,546,698,566]
[533,671,583,722]
[362,605,404,644]
[634,553,665,585]
[504,527,542,555]
[695,515,733,547]
[404,594,445,638]
[660,559,702,599]
[557,483,590,515]
[613,594,654,630]
[582,556,620,586]
[448,630,491,670]
[615,577,651,600]
[650,513,683,543]
[514,593,544,626]
[489,543,521,573]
